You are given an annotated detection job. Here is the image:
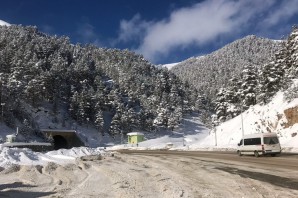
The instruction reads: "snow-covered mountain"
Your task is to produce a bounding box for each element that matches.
[0,25,198,145]
[0,23,297,154]
[170,35,282,101]
[0,19,10,26]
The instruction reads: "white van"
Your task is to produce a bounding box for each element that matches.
[237,133,281,157]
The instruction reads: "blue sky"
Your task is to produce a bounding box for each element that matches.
[1,0,298,64]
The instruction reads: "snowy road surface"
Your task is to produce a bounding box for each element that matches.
[0,150,298,197]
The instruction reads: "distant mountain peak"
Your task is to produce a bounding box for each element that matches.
[0,19,10,26]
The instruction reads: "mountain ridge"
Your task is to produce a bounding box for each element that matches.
[170,35,283,102]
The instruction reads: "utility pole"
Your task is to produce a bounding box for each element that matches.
[241,112,244,138]
[214,128,217,146]
[1,103,4,122]
[239,95,244,138]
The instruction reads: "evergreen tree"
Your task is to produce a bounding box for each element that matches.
[109,112,121,136]
[239,64,258,109]
[258,62,283,103]
[94,109,104,134]
[214,88,228,122]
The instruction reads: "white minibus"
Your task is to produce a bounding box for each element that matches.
[237,133,281,157]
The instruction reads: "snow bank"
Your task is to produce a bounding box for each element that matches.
[0,147,108,168]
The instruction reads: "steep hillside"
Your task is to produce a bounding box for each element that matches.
[0,25,198,143]
[171,35,282,102]
[192,87,298,152]
[208,26,298,125]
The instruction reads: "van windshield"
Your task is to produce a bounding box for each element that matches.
[263,137,279,145]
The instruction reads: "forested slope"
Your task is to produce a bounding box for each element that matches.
[0,25,199,140]
[171,35,282,102]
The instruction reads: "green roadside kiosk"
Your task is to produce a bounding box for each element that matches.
[127,132,144,144]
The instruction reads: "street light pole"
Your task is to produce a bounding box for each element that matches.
[239,94,245,138]
[215,129,217,146]
[241,112,244,138]
[1,103,5,122]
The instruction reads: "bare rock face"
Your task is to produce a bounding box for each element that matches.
[284,106,298,128]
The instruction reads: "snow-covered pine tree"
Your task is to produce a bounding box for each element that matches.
[282,26,298,100]
[153,103,168,129]
[283,26,298,82]
[239,64,258,109]
[109,112,121,137]
[94,109,104,134]
[214,88,229,122]
[69,91,80,120]
[24,78,44,107]
[258,61,283,103]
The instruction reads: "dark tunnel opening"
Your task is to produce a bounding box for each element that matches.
[53,135,68,150]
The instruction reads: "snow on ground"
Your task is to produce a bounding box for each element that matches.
[1,88,298,168]
[194,90,298,152]
[111,90,298,153]
[110,113,209,150]
[0,147,108,168]
[161,62,180,70]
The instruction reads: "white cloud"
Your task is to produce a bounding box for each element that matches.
[118,14,152,43]
[76,21,101,46]
[117,0,298,63]
[262,0,298,27]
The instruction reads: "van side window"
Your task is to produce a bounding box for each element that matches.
[264,137,279,144]
[244,138,261,145]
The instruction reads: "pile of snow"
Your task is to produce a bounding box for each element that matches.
[0,19,10,26]
[0,147,107,168]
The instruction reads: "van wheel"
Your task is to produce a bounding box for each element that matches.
[237,150,242,156]
[271,154,276,157]
[254,151,260,157]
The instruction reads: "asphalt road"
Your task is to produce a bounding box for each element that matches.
[118,149,298,192]
[118,150,298,170]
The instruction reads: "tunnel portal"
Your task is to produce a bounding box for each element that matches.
[41,129,85,150]
[53,135,68,150]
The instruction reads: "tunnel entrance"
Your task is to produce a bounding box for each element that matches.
[53,135,68,150]
[41,129,85,150]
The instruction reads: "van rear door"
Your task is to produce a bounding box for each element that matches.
[263,136,281,154]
